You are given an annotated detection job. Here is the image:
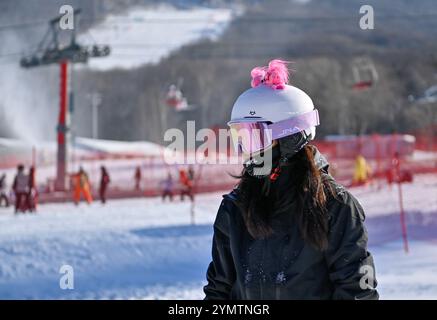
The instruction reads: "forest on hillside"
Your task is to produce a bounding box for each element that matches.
[1,0,437,144]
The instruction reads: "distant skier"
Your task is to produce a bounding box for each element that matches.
[99,166,110,204]
[352,154,372,186]
[134,166,142,191]
[73,167,93,205]
[161,173,174,202]
[179,168,193,202]
[179,168,196,224]
[187,165,196,202]
[12,164,29,213]
[387,152,412,186]
[187,165,195,181]
[0,173,10,207]
[27,166,38,212]
[386,153,398,188]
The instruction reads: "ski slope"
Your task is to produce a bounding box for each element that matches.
[0,174,436,299]
[80,5,239,70]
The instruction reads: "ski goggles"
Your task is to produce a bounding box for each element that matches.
[228,109,320,154]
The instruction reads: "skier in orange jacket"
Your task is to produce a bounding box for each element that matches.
[179,168,194,202]
[73,167,93,205]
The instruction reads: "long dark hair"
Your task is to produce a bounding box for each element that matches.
[236,144,334,251]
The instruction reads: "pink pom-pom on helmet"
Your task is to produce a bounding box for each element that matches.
[250,59,290,90]
[250,67,267,88]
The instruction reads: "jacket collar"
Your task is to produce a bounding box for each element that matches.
[312,145,330,173]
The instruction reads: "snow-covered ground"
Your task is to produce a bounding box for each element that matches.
[0,174,436,299]
[80,5,239,70]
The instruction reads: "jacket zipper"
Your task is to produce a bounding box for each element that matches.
[259,239,267,299]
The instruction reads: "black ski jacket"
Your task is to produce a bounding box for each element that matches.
[204,149,378,300]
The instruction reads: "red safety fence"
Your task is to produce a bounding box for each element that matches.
[2,134,437,204]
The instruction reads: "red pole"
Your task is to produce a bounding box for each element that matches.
[55,61,69,191]
[397,181,409,253]
[375,134,382,189]
[394,155,409,253]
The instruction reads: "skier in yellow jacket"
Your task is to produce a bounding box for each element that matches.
[353,154,372,185]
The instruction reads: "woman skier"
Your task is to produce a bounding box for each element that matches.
[204,59,378,300]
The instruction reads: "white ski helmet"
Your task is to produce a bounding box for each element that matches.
[228,60,318,141]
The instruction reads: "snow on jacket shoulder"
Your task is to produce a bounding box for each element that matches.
[204,176,379,300]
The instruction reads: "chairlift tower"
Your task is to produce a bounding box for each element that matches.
[20,9,110,191]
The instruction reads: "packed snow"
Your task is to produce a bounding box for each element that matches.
[80,5,239,70]
[0,174,437,299]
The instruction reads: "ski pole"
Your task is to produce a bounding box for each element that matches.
[397,180,409,253]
